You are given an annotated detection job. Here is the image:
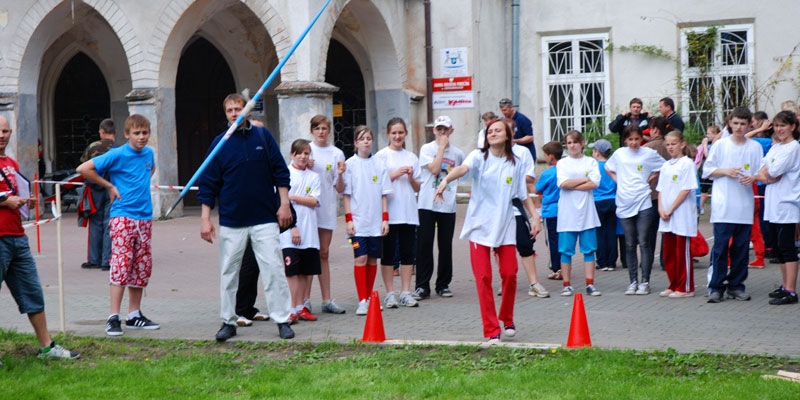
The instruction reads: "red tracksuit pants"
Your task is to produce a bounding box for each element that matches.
[469,242,517,338]
[662,232,694,293]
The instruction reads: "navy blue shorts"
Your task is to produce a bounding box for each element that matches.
[351,236,382,259]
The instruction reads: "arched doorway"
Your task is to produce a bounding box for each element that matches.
[326,39,365,159]
[52,52,110,171]
[175,37,235,205]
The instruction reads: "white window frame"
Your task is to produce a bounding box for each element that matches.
[541,33,610,143]
[680,24,754,133]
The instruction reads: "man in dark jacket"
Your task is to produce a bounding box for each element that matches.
[198,93,295,342]
[609,98,651,147]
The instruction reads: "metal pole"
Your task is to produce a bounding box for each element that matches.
[55,184,65,333]
[164,0,333,217]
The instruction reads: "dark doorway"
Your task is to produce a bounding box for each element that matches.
[325,40,366,159]
[176,37,235,205]
[53,52,110,171]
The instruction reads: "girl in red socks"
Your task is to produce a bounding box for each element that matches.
[343,126,392,315]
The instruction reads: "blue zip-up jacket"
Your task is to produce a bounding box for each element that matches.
[197,123,290,228]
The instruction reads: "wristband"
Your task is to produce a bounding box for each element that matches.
[382,212,389,221]
[345,213,353,222]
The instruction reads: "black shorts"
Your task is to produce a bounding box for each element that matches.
[773,223,799,263]
[283,248,322,277]
[699,178,713,194]
[515,215,535,257]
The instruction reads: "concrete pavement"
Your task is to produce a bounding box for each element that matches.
[2,205,799,356]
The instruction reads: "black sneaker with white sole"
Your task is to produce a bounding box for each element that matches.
[125,313,160,330]
[106,315,123,336]
[769,292,798,305]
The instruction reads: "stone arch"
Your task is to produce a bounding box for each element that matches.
[154,0,288,89]
[324,0,410,148]
[320,0,405,87]
[12,1,132,175]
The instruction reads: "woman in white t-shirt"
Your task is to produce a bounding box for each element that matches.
[605,125,664,296]
[556,130,602,297]
[374,118,421,309]
[435,119,540,344]
[756,111,800,305]
[307,115,347,314]
[656,131,698,298]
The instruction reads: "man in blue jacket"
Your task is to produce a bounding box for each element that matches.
[198,93,295,342]
[499,98,536,161]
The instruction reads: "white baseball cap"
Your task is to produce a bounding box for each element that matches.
[434,115,452,128]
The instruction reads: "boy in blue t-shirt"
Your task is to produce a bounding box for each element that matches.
[535,141,563,279]
[77,114,159,337]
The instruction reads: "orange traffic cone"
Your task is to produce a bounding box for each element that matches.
[360,290,386,342]
[566,293,592,348]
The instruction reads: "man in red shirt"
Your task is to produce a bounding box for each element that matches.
[0,115,79,360]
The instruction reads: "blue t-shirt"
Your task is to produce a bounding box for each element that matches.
[93,143,154,220]
[593,160,616,201]
[535,165,560,218]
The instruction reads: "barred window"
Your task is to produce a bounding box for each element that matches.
[681,25,753,134]
[542,35,609,142]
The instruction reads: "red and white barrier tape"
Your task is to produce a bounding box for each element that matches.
[34,180,197,191]
[23,201,60,230]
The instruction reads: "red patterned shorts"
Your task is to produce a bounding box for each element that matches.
[109,217,153,287]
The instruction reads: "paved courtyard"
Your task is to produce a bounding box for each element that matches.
[2,205,799,357]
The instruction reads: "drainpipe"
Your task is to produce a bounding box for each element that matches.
[425,0,433,124]
[511,0,520,105]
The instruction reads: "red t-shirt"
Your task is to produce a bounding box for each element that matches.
[0,156,24,236]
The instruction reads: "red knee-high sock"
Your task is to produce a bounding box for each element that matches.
[366,264,378,297]
[354,265,367,301]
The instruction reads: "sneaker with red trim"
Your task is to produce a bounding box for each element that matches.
[297,307,318,321]
[288,313,299,325]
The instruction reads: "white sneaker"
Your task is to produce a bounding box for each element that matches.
[635,282,651,295]
[399,291,419,307]
[625,282,638,295]
[487,335,501,344]
[236,316,253,327]
[560,286,575,296]
[528,283,550,298]
[252,312,270,321]
[503,323,517,337]
[384,291,399,308]
[356,300,369,315]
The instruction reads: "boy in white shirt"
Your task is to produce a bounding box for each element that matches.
[414,116,465,299]
[701,107,764,303]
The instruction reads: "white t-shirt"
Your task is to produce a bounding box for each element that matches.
[374,147,421,225]
[459,149,527,247]
[762,140,800,223]
[280,166,321,249]
[605,146,664,218]
[343,155,393,237]
[309,142,345,230]
[656,156,698,236]
[701,136,763,224]
[511,144,536,216]
[417,141,465,213]
[556,155,601,232]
